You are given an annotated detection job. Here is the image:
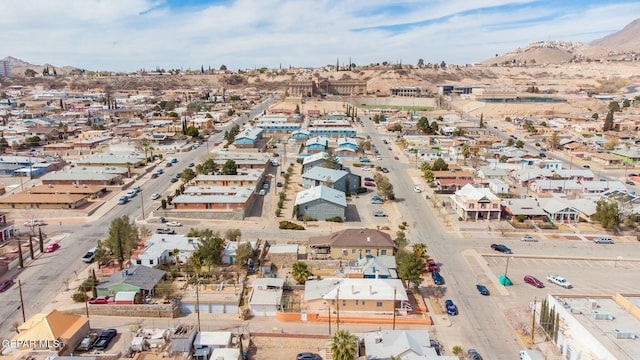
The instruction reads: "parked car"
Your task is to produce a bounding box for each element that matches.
[593,236,614,244]
[156,228,176,235]
[276,181,283,187]
[445,299,458,316]
[77,332,99,351]
[156,169,163,174]
[24,219,45,226]
[524,275,545,288]
[491,244,512,254]
[426,258,439,272]
[381,167,389,173]
[582,164,590,169]
[118,196,128,205]
[467,348,483,360]
[625,180,635,186]
[373,210,387,217]
[133,186,141,193]
[547,275,572,289]
[166,221,182,227]
[88,296,113,304]
[165,162,173,167]
[93,329,117,350]
[125,190,137,198]
[0,279,14,292]
[362,166,371,171]
[394,156,399,160]
[521,235,538,242]
[82,248,97,263]
[259,189,267,196]
[150,193,161,200]
[44,243,60,253]
[296,353,320,360]
[476,284,490,296]
[432,271,444,285]
[413,186,422,193]
[170,158,178,163]
[188,162,195,167]
[170,177,179,183]
[151,173,159,179]
[364,177,375,182]
[364,181,376,187]
[370,198,384,204]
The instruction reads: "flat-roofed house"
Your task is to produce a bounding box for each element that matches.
[249,278,285,317]
[0,192,88,209]
[191,169,265,187]
[171,187,256,217]
[41,167,126,186]
[131,234,198,267]
[76,153,145,168]
[303,278,409,317]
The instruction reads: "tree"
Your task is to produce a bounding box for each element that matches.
[221,159,238,175]
[180,168,197,183]
[219,64,227,71]
[155,280,177,300]
[323,152,342,170]
[591,112,599,120]
[417,58,424,68]
[603,111,614,131]
[294,104,300,114]
[189,229,225,270]
[374,173,395,200]
[412,243,428,261]
[461,144,470,163]
[236,242,255,266]
[24,69,37,77]
[186,126,199,138]
[417,116,431,134]
[608,100,620,113]
[397,252,424,287]
[291,261,311,284]
[38,227,44,253]
[515,140,525,149]
[102,216,138,270]
[331,330,357,360]
[479,113,484,128]
[430,121,439,133]
[548,131,560,150]
[390,123,403,132]
[225,229,242,242]
[357,140,371,154]
[432,158,448,171]
[594,199,619,229]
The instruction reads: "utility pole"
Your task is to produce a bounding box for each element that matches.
[336,288,340,332]
[328,308,331,335]
[530,297,537,344]
[392,288,396,330]
[195,281,201,331]
[140,190,145,220]
[85,295,90,318]
[18,280,26,322]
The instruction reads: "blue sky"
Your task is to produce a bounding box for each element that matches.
[2,0,639,72]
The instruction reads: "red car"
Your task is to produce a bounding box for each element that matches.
[151,173,159,179]
[427,259,440,272]
[45,243,60,253]
[0,279,14,292]
[88,296,113,304]
[364,181,376,187]
[524,275,545,288]
[394,156,399,160]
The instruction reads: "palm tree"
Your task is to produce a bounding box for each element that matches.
[291,261,311,284]
[331,330,357,360]
[173,248,180,271]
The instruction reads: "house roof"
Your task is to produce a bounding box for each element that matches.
[337,137,358,147]
[136,234,199,261]
[234,127,263,141]
[533,179,580,190]
[98,265,166,292]
[302,151,329,165]
[194,332,232,348]
[477,167,508,177]
[555,169,595,178]
[362,330,435,359]
[14,310,88,344]
[501,198,548,216]
[267,243,298,254]
[294,185,347,207]
[0,192,86,204]
[306,136,330,147]
[303,278,408,301]
[302,167,349,183]
[455,184,499,201]
[223,240,258,257]
[308,228,394,248]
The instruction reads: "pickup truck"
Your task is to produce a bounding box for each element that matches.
[547,275,572,289]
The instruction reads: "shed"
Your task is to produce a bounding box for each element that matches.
[194,331,232,349]
[115,291,141,304]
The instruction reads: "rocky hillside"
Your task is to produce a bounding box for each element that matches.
[590,18,640,52]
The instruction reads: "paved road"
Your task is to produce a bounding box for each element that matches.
[358,116,522,357]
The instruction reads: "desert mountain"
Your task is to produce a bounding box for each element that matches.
[1,56,34,67]
[590,18,640,52]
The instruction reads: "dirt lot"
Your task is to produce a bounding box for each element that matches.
[249,335,329,360]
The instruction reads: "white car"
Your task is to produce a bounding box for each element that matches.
[150,193,161,200]
[521,235,538,242]
[373,210,387,217]
[166,221,182,227]
[413,186,422,193]
[547,275,572,289]
[593,236,614,244]
[24,219,45,226]
[362,167,371,171]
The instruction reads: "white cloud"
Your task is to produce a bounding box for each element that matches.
[1,0,639,71]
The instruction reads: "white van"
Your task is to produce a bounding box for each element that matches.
[82,247,97,263]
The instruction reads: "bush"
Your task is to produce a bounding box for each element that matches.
[72,292,88,303]
[78,278,96,292]
[279,192,286,201]
[275,209,281,217]
[325,216,343,223]
[296,158,303,164]
[277,200,284,208]
[299,214,317,222]
[279,221,305,230]
[516,214,525,223]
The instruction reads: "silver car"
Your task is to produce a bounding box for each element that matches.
[594,237,614,244]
